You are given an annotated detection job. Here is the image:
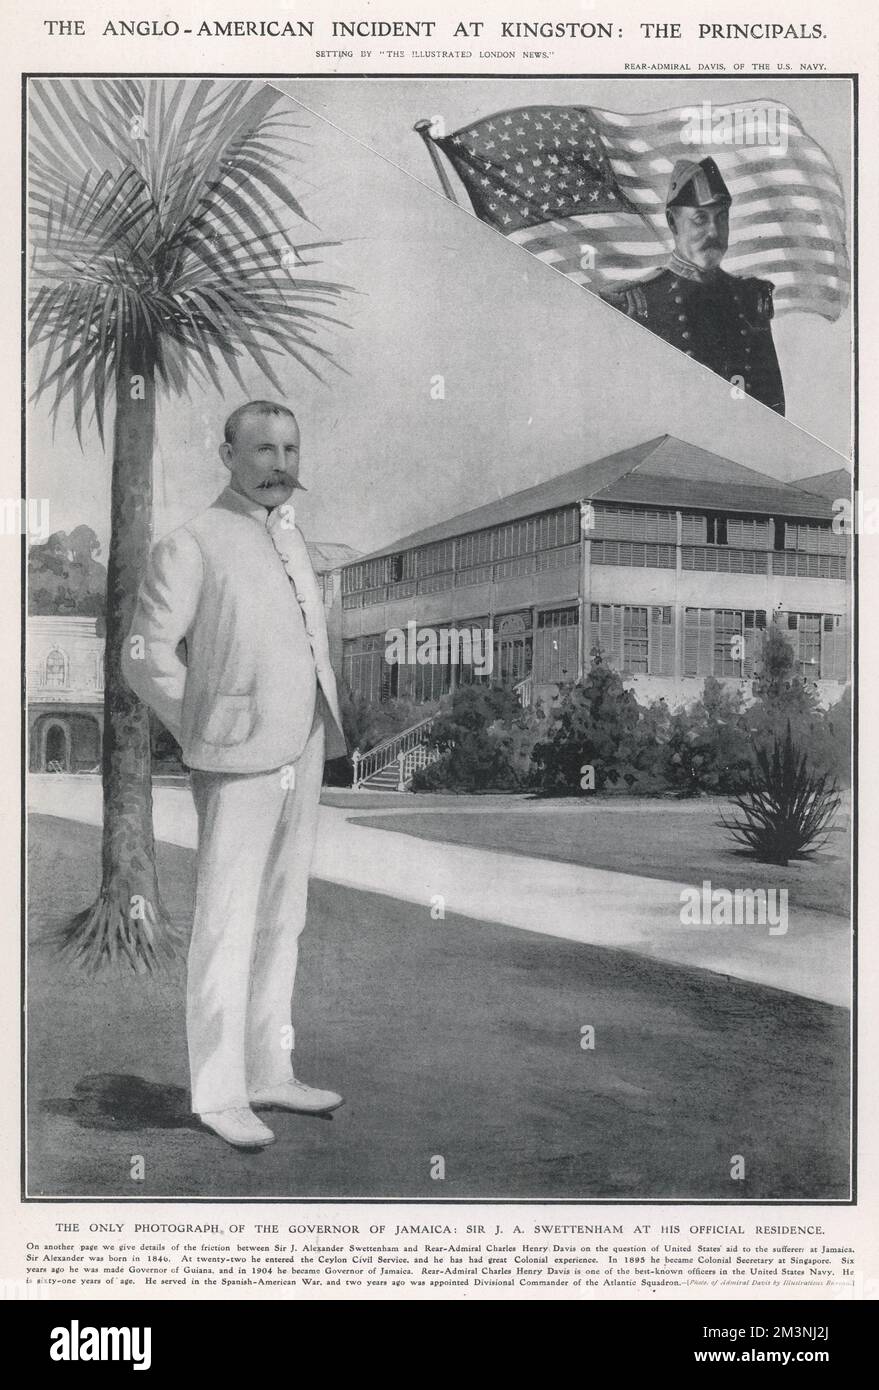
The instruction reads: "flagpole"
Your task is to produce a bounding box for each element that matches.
[413,119,459,205]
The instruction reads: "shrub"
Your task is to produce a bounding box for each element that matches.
[486,700,551,788]
[746,622,851,784]
[410,682,536,793]
[531,646,649,794]
[338,683,434,754]
[719,723,841,866]
[811,685,852,785]
[748,620,821,741]
[663,677,753,794]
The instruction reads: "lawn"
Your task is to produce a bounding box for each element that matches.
[349,801,851,918]
[26,814,850,1201]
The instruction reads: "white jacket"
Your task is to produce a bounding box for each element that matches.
[123,486,347,773]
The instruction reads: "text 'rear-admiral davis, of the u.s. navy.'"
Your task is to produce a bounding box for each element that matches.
[600,156,785,415]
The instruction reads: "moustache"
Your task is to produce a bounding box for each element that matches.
[258,475,292,488]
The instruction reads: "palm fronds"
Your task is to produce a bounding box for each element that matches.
[719,722,840,866]
[28,77,350,442]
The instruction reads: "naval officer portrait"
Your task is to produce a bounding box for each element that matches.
[123,400,348,1149]
[601,156,785,415]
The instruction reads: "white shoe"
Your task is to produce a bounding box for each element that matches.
[199,1106,276,1148]
[250,1078,344,1114]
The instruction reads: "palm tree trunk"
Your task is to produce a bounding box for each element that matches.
[61,345,178,971]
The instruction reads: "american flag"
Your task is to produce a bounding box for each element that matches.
[433,102,849,320]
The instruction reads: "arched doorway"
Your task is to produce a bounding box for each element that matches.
[41,719,72,772]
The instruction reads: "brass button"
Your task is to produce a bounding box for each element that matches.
[674,294,683,304]
[682,331,691,340]
[677,314,686,322]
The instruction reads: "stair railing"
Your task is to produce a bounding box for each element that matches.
[351,714,436,789]
[351,676,532,789]
[396,741,443,791]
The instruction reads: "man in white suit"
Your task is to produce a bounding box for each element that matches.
[123,400,348,1149]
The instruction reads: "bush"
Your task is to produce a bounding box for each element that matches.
[531,646,653,794]
[663,677,753,794]
[719,723,841,866]
[338,683,434,754]
[812,685,852,785]
[748,620,821,741]
[746,621,851,784]
[410,682,537,793]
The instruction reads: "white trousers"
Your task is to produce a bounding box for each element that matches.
[186,710,326,1114]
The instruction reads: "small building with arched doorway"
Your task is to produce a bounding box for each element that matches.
[28,616,104,772]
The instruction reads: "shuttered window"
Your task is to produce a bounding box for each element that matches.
[623,606,649,673]
[456,529,494,568]
[784,523,847,556]
[682,546,768,574]
[780,613,848,681]
[714,610,744,677]
[820,614,849,681]
[591,540,676,568]
[683,608,715,677]
[414,543,450,577]
[684,609,766,677]
[681,513,707,544]
[772,551,847,578]
[592,506,676,543]
[728,518,772,549]
[589,604,673,675]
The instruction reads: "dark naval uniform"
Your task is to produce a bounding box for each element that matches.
[602,257,785,415]
[600,154,785,416]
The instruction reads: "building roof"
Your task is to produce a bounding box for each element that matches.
[352,435,836,564]
[306,540,361,572]
[795,468,852,500]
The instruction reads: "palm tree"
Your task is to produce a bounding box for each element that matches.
[28,77,349,972]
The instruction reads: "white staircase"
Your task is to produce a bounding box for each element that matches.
[350,678,533,792]
[351,714,441,792]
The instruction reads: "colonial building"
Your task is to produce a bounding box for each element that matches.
[27,615,104,771]
[339,435,851,712]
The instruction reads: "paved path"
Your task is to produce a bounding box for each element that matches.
[28,775,851,1008]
